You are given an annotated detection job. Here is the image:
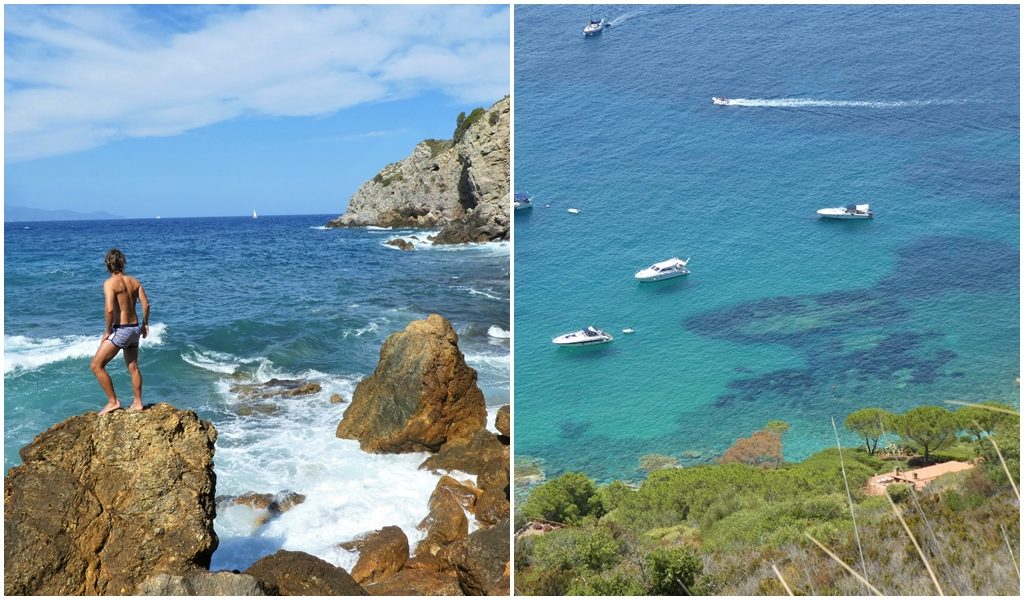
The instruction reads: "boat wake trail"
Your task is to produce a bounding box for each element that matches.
[606,11,640,27]
[723,98,970,108]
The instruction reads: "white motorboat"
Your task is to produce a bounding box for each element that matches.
[635,257,690,281]
[583,18,605,35]
[552,326,613,346]
[514,192,533,211]
[712,96,731,106]
[816,203,873,219]
[567,208,580,214]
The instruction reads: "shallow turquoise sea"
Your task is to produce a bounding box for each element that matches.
[514,4,1019,483]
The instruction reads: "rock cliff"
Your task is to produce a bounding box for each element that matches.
[336,314,487,452]
[326,97,510,244]
[3,403,219,595]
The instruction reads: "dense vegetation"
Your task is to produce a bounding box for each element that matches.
[515,403,1019,595]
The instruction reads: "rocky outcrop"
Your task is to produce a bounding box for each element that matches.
[416,477,471,557]
[336,314,486,453]
[365,568,463,596]
[230,378,322,401]
[244,550,367,596]
[420,429,505,475]
[327,97,510,244]
[217,490,307,528]
[3,403,218,595]
[138,571,271,596]
[385,238,415,251]
[341,526,410,584]
[445,520,511,596]
[495,405,510,438]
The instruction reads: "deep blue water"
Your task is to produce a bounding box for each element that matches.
[4,214,509,569]
[514,4,1019,484]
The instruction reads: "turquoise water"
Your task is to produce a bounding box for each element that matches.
[4,215,509,569]
[514,4,1019,483]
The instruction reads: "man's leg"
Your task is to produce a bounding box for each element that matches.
[91,340,122,414]
[123,345,143,411]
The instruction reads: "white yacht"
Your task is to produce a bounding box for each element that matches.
[583,18,605,35]
[712,96,731,105]
[552,326,613,346]
[635,257,690,281]
[514,192,533,211]
[816,203,873,219]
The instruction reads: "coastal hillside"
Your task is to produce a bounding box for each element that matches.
[327,96,510,244]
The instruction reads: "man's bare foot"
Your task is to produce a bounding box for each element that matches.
[98,400,121,415]
[128,402,144,412]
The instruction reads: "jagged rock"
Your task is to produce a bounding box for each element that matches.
[445,520,510,596]
[495,405,510,438]
[3,403,218,595]
[229,379,322,401]
[365,569,464,596]
[336,315,486,453]
[138,571,271,595]
[420,428,505,475]
[330,394,345,404]
[385,238,415,251]
[340,526,409,584]
[217,491,307,528]
[473,487,510,527]
[327,97,509,244]
[244,550,367,596]
[416,477,471,557]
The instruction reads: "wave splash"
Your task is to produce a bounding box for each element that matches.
[4,323,168,375]
[722,97,969,108]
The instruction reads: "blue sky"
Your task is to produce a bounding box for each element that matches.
[4,4,510,218]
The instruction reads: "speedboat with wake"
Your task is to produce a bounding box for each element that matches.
[635,257,690,281]
[552,326,613,346]
[712,96,731,106]
[514,192,533,211]
[583,18,605,35]
[816,203,873,219]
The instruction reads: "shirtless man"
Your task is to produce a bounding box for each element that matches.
[91,248,151,415]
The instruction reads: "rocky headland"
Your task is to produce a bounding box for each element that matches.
[326,97,510,245]
[5,313,509,596]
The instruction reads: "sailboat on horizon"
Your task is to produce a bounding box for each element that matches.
[252,210,258,219]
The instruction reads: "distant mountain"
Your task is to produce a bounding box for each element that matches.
[4,206,123,222]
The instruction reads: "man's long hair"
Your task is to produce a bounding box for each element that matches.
[105,248,126,274]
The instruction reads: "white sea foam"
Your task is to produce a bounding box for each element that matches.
[487,325,510,339]
[453,285,505,301]
[341,319,384,338]
[209,371,443,572]
[721,97,969,108]
[181,348,247,374]
[381,234,510,255]
[3,323,167,375]
[365,225,394,231]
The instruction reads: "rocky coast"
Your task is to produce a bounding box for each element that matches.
[326,97,510,245]
[5,314,509,596]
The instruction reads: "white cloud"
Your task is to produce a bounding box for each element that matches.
[4,4,509,162]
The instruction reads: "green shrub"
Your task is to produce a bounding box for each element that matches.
[646,547,704,595]
[521,472,601,525]
[453,107,486,142]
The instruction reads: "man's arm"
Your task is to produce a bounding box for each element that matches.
[138,283,151,338]
[103,280,115,338]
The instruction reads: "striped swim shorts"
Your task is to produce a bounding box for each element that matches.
[107,323,142,349]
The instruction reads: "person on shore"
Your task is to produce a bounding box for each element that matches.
[91,248,150,415]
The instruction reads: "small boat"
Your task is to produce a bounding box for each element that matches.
[567,208,581,214]
[552,326,613,346]
[622,328,635,334]
[514,192,533,211]
[816,203,873,219]
[635,257,691,281]
[583,18,605,35]
[712,96,731,106]
[252,210,258,219]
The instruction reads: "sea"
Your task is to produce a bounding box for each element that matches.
[514,4,1019,484]
[3,214,509,571]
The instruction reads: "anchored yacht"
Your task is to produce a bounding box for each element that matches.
[635,257,691,281]
[816,204,874,219]
[552,326,613,346]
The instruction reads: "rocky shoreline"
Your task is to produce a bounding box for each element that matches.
[4,314,509,596]
[326,97,510,246]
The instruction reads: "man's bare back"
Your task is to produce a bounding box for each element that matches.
[92,249,151,415]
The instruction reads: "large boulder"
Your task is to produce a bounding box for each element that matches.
[244,550,367,596]
[341,526,410,584]
[3,403,218,596]
[495,405,510,439]
[336,315,486,453]
[365,569,464,596]
[420,429,505,475]
[138,571,271,595]
[446,520,510,596]
[415,477,471,557]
